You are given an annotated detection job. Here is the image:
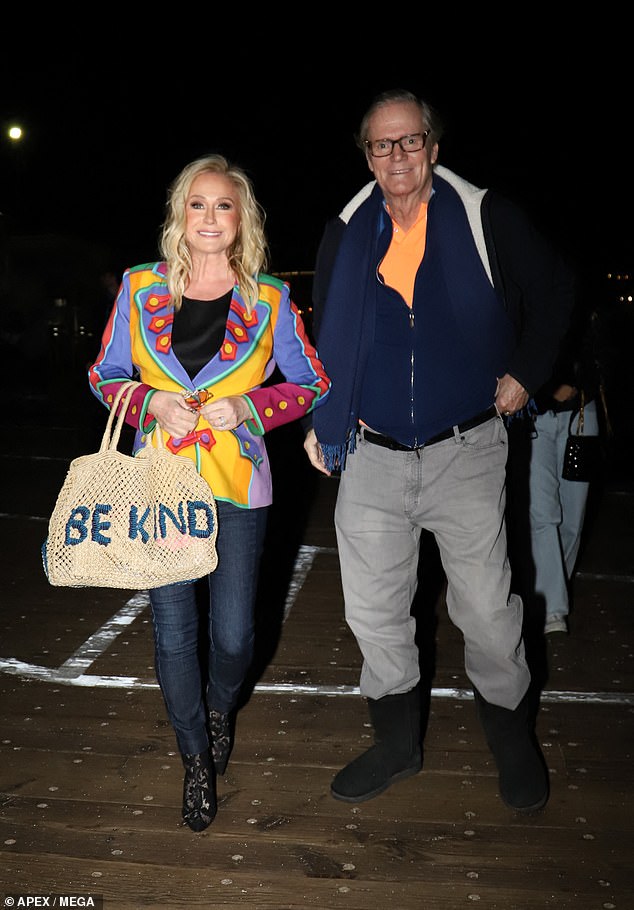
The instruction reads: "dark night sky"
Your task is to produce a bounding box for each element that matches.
[1,37,631,298]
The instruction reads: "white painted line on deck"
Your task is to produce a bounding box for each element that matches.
[58,591,149,674]
[1,543,632,705]
[576,571,634,583]
[0,545,334,685]
[0,657,631,705]
[282,545,337,618]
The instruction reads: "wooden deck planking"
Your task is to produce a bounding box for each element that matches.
[2,412,634,909]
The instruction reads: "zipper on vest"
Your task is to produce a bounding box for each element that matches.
[410,317,417,447]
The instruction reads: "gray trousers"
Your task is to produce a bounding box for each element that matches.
[334,415,530,710]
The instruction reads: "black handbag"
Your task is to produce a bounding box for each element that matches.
[561,392,601,482]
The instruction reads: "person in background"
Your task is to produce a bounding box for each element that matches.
[97,269,120,328]
[304,89,574,813]
[527,304,608,636]
[89,155,330,831]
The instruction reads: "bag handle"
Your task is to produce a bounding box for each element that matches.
[99,380,169,454]
[568,389,585,437]
[599,382,613,438]
[99,381,141,454]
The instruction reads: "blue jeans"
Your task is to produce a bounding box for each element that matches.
[150,501,269,755]
[529,400,599,621]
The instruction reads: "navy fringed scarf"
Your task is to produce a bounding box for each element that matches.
[313,185,387,472]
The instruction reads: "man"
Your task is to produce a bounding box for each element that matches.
[304,89,574,812]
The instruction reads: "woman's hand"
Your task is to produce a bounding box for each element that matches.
[150,390,200,438]
[552,383,578,403]
[199,395,252,432]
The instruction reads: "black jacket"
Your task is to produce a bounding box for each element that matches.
[313,167,575,397]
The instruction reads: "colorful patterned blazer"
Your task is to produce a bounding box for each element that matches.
[89,262,330,508]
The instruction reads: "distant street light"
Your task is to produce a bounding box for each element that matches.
[3,124,26,224]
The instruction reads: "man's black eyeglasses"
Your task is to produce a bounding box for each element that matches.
[365,131,430,158]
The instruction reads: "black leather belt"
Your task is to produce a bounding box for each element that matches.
[360,405,499,452]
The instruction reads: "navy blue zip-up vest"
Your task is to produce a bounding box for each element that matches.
[359,178,516,446]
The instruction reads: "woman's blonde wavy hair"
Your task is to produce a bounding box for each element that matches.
[159,154,268,314]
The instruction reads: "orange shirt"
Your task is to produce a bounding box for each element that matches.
[379,202,428,308]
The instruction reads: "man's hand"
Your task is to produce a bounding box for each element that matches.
[303,428,331,476]
[495,374,529,417]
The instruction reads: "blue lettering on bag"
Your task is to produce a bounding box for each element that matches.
[93,503,113,544]
[129,506,151,543]
[63,501,215,547]
[64,504,112,546]
[187,501,216,538]
[158,501,187,537]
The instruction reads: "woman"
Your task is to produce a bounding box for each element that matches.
[528,305,606,636]
[89,155,330,831]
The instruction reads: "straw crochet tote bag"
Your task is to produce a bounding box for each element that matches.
[42,381,218,589]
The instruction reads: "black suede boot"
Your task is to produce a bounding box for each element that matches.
[473,688,549,813]
[331,686,422,803]
[209,708,232,775]
[181,750,217,832]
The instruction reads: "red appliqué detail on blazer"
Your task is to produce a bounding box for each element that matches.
[148,314,174,334]
[147,313,174,355]
[196,430,215,451]
[146,293,171,313]
[155,334,172,354]
[229,300,259,327]
[220,339,237,361]
[167,429,217,455]
[226,320,250,344]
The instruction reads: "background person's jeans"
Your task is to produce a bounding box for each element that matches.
[529,399,599,622]
[150,501,269,755]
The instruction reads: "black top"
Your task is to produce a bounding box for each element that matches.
[171,291,233,381]
[533,304,613,413]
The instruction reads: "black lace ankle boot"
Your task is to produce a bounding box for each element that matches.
[209,709,232,775]
[181,750,216,832]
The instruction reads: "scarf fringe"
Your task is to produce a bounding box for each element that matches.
[321,429,357,473]
[504,397,537,425]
